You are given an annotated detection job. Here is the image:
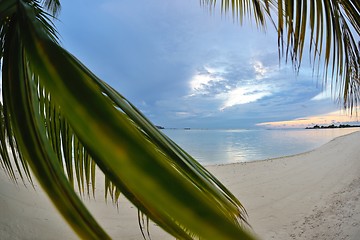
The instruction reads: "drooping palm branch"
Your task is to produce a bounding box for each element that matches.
[274,0,359,110]
[0,0,359,240]
[0,0,252,239]
[205,0,360,109]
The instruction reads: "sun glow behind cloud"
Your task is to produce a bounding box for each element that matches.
[187,60,278,112]
[189,66,225,94]
[218,84,272,110]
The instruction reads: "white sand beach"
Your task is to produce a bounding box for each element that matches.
[1,131,360,239]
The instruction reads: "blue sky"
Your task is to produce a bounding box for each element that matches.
[55,0,357,129]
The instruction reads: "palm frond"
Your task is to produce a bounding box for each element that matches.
[201,0,269,27]
[0,102,32,184]
[1,7,110,239]
[36,80,97,195]
[40,0,61,16]
[280,0,359,109]
[0,1,254,239]
[205,0,360,110]
[0,0,32,182]
[0,0,17,60]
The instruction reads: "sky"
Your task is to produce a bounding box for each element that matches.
[55,0,359,129]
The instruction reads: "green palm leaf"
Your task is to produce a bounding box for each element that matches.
[1,1,253,239]
[1,7,110,239]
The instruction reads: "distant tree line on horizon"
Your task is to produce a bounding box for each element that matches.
[306,124,360,129]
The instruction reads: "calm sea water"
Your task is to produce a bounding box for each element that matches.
[162,128,359,165]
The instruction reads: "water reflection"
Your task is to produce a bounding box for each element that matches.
[162,128,359,165]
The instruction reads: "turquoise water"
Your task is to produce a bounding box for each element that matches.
[162,128,359,165]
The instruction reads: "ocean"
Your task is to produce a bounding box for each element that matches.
[162,128,359,165]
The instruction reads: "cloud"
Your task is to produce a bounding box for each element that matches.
[175,111,194,118]
[218,84,272,110]
[189,66,226,94]
[212,59,279,110]
[311,86,333,101]
[253,60,271,80]
[186,59,279,111]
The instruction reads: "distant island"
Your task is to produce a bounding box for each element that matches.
[155,126,195,130]
[306,124,360,129]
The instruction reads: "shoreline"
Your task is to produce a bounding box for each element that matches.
[165,127,360,165]
[209,128,360,167]
[207,130,360,239]
[1,131,360,239]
